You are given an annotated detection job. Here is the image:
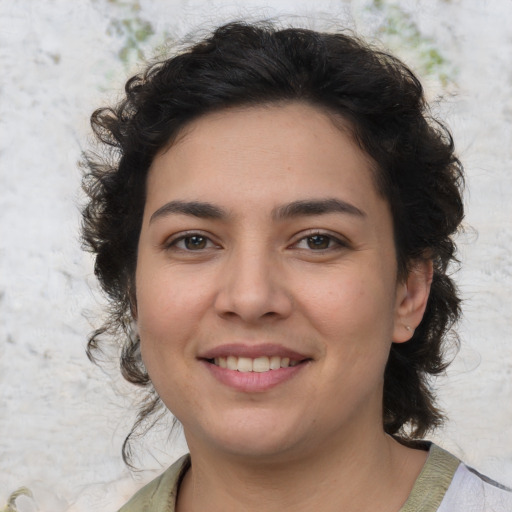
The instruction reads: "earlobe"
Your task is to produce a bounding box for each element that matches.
[392,259,433,343]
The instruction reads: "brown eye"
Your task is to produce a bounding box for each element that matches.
[306,235,331,250]
[166,232,218,253]
[183,235,208,250]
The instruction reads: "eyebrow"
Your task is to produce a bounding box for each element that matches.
[149,197,366,224]
[149,200,227,223]
[272,198,366,220]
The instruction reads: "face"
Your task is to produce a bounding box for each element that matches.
[135,103,420,461]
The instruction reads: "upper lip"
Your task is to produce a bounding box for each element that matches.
[199,343,310,361]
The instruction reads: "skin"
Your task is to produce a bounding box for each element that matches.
[135,102,433,511]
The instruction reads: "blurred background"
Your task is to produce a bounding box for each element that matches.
[1,0,511,510]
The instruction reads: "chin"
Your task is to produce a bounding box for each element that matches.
[185,408,309,461]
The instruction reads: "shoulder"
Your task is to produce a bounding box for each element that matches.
[438,462,512,512]
[117,454,190,512]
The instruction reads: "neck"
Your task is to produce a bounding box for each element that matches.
[177,427,427,512]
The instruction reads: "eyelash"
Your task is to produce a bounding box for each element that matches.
[292,231,348,251]
[164,230,348,253]
[164,231,218,252]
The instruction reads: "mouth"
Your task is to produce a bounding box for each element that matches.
[199,344,312,390]
[206,355,305,373]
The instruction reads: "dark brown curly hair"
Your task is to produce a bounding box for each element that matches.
[81,21,464,466]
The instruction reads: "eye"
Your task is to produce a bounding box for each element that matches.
[167,233,217,251]
[294,232,346,251]
[182,235,208,250]
[305,234,331,250]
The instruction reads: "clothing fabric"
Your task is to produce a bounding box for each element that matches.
[118,444,512,512]
[399,445,512,512]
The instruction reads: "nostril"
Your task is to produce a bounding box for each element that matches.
[219,311,239,320]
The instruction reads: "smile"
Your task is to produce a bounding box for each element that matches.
[209,356,301,372]
[200,344,311,391]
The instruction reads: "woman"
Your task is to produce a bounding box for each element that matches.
[81,21,511,511]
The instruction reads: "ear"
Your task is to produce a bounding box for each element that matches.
[392,258,433,343]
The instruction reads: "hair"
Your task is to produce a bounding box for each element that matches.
[81,20,464,465]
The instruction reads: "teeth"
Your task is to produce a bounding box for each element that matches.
[269,356,281,370]
[253,356,270,373]
[227,356,238,370]
[212,356,301,372]
[237,357,253,373]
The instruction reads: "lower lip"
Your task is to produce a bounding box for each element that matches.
[203,360,308,392]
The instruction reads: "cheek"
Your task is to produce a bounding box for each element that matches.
[137,264,202,328]
[297,270,397,388]
[135,262,219,379]
[299,272,395,337]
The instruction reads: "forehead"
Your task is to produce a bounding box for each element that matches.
[145,102,383,219]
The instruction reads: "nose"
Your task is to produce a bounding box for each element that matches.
[213,247,293,324]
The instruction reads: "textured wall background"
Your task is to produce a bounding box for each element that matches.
[1,0,511,510]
